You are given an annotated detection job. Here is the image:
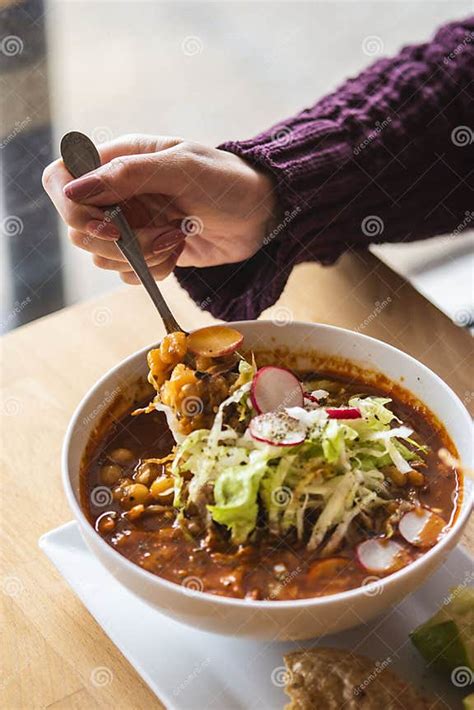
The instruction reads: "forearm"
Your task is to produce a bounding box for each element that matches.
[176,18,474,320]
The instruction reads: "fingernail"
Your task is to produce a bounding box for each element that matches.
[152,231,184,254]
[87,219,120,239]
[64,174,103,200]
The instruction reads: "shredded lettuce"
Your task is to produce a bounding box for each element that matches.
[153,402,187,445]
[170,394,427,549]
[207,450,268,543]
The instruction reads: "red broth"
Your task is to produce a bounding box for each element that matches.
[81,371,461,600]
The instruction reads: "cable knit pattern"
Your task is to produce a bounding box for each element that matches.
[175,18,474,320]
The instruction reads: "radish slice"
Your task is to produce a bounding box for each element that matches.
[187,325,243,358]
[251,366,304,413]
[249,412,306,447]
[304,389,329,404]
[399,508,446,548]
[326,407,362,420]
[356,538,410,574]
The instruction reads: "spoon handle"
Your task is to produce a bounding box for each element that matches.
[60,131,184,335]
[112,207,183,333]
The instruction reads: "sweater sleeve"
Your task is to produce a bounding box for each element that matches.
[175,18,474,321]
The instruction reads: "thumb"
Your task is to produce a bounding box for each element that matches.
[63,150,185,205]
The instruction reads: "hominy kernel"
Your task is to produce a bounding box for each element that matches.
[408,469,425,487]
[109,448,135,464]
[127,504,145,521]
[98,514,116,534]
[100,463,122,486]
[386,467,408,487]
[120,483,150,508]
[134,462,159,486]
[150,476,174,499]
[180,383,196,398]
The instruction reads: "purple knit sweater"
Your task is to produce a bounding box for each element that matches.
[175,18,474,321]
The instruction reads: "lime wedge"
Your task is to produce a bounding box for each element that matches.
[410,586,474,673]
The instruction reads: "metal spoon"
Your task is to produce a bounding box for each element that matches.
[60,131,184,335]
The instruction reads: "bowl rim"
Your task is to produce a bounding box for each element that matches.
[62,320,473,609]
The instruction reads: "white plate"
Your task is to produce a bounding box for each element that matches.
[40,522,472,709]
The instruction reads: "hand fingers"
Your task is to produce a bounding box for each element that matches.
[120,243,184,284]
[96,134,183,163]
[68,227,184,261]
[43,159,106,230]
[92,235,185,271]
[43,135,184,236]
[68,228,123,259]
[62,145,195,206]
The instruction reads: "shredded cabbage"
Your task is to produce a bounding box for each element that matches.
[208,450,268,543]
[170,393,427,550]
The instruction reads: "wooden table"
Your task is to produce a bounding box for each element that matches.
[1,251,473,709]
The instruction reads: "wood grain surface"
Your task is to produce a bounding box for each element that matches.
[1,251,472,709]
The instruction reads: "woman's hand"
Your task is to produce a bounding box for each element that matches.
[42,134,277,283]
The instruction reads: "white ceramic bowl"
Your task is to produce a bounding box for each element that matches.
[62,321,473,640]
